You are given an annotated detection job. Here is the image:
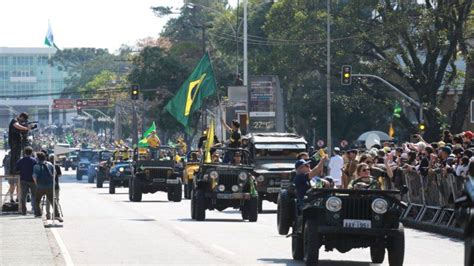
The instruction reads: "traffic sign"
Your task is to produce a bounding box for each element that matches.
[317,139,325,148]
[76,98,109,108]
[340,140,349,148]
[53,99,75,109]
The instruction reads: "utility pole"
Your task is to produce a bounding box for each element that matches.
[326,0,332,154]
[243,0,248,87]
[132,101,138,148]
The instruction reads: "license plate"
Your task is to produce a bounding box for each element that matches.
[267,187,281,193]
[343,219,372,229]
[166,179,179,184]
[216,193,233,199]
[153,178,165,183]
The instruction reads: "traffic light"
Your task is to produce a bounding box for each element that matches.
[131,85,139,100]
[418,122,426,132]
[341,65,352,85]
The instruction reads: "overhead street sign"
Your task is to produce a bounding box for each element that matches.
[76,98,109,108]
[53,99,75,110]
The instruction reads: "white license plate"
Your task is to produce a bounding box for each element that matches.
[216,193,233,199]
[153,178,165,183]
[166,179,179,184]
[343,219,372,229]
[267,187,281,193]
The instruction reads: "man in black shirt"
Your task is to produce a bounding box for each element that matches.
[197,128,220,151]
[220,118,241,163]
[8,113,31,176]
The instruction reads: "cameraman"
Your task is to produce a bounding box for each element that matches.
[8,113,32,176]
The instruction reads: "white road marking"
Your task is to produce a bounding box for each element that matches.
[51,227,74,266]
[211,244,236,256]
[173,225,190,235]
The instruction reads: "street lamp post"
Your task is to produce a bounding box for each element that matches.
[326,0,332,154]
[243,0,248,87]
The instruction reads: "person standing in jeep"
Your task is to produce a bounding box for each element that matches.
[32,152,63,222]
[220,118,241,163]
[8,113,32,176]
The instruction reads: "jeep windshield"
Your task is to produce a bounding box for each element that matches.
[254,143,306,159]
[100,151,113,161]
[202,147,252,166]
[79,151,94,161]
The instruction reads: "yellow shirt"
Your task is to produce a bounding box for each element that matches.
[147,134,160,148]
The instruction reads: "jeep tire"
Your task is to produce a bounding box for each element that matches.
[292,233,304,261]
[130,176,142,202]
[128,178,133,201]
[77,171,83,181]
[184,182,192,199]
[304,219,321,265]
[195,189,206,221]
[96,174,104,188]
[370,246,385,264]
[168,185,182,202]
[387,224,405,266]
[190,189,197,220]
[277,189,294,235]
[88,174,94,184]
[109,179,115,194]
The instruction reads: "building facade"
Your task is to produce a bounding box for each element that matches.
[0,47,67,127]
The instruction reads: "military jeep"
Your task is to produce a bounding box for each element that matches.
[190,148,258,222]
[282,188,405,266]
[246,133,307,213]
[129,146,182,202]
[106,149,133,193]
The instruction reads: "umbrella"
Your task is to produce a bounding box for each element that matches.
[357,131,391,142]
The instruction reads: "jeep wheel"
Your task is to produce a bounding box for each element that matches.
[109,179,115,194]
[190,189,197,220]
[130,177,142,202]
[247,196,258,222]
[65,167,69,171]
[96,175,104,188]
[258,195,263,213]
[76,171,82,181]
[304,219,321,265]
[387,224,405,266]
[195,189,206,221]
[370,246,385,264]
[277,189,294,235]
[168,185,182,202]
[88,174,94,184]
[184,183,192,200]
[128,178,133,201]
[292,233,304,261]
[466,236,474,266]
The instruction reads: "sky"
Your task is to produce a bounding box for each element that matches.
[0,0,187,53]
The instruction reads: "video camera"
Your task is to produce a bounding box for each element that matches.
[20,120,38,146]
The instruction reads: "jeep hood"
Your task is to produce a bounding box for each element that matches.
[255,162,294,173]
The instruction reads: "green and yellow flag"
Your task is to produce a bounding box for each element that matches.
[204,119,215,163]
[165,53,217,132]
[138,122,158,147]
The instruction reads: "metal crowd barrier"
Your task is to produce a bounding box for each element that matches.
[401,168,465,231]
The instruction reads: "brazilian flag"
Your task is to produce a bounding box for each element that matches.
[165,52,217,132]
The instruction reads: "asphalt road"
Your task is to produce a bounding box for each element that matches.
[42,169,464,266]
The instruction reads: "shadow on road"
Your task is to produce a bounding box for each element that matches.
[119,200,168,203]
[258,258,371,266]
[126,218,157,222]
[176,218,244,223]
[98,192,128,195]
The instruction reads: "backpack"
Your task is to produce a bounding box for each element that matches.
[37,163,53,188]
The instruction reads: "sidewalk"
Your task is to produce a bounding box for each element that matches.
[1,177,56,265]
[0,214,56,265]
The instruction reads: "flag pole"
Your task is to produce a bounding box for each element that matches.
[52,155,56,225]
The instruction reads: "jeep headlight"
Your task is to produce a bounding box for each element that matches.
[210,171,219,180]
[218,184,225,192]
[119,167,124,173]
[238,172,248,181]
[94,167,98,171]
[257,175,264,182]
[325,197,342,212]
[116,171,121,177]
[371,198,388,214]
